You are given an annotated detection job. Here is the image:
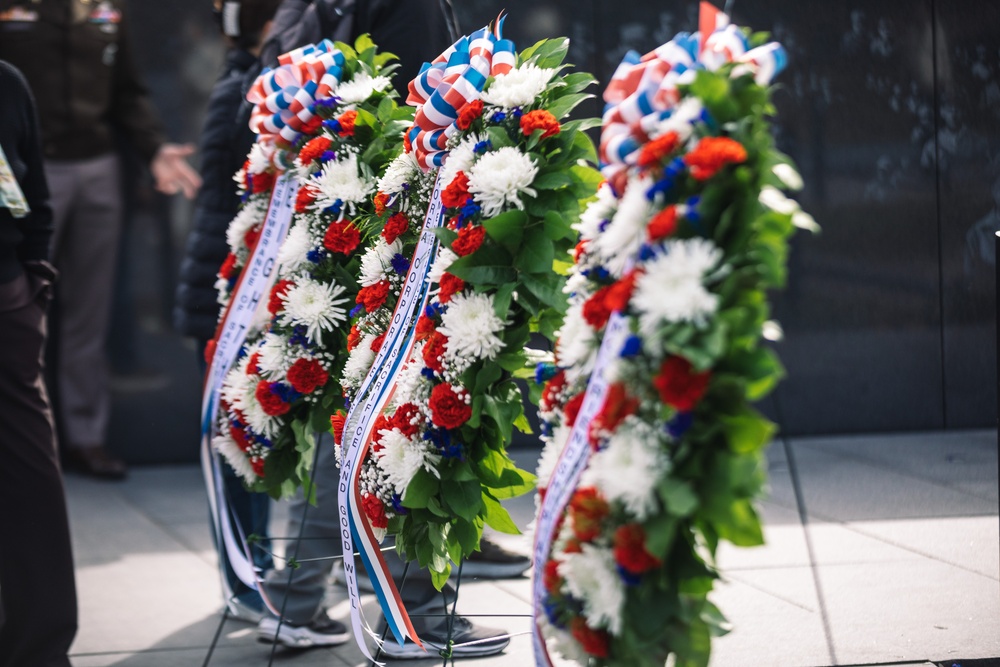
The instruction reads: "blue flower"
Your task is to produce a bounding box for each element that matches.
[542,597,565,628]
[425,302,444,318]
[535,362,557,384]
[349,303,365,317]
[420,367,437,380]
[667,411,693,439]
[320,149,337,162]
[491,110,506,123]
[598,218,611,232]
[391,253,410,274]
[511,107,523,119]
[390,494,409,514]
[617,565,643,586]
[307,248,327,264]
[473,139,492,154]
[325,199,343,216]
[619,335,642,357]
[323,118,343,133]
[638,244,656,261]
[270,382,301,403]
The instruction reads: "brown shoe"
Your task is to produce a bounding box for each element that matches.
[65,446,128,480]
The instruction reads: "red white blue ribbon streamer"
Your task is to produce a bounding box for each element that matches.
[338,175,449,662]
[200,173,298,606]
[405,21,516,169]
[600,1,786,181]
[247,40,346,146]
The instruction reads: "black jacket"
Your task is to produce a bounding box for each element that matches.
[0,61,52,284]
[172,48,259,341]
[0,0,165,162]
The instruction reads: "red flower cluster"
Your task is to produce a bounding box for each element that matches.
[362,492,388,528]
[347,324,361,350]
[590,383,639,444]
[286,358,328,394]
[452,224,486,257]
[563,392,585,427]
[374,192,390,215]
[230,423,250,452]
[203,339,217,365]
[421,330,447,373]
[250,456,266,477]
[268,279,295,316]
[568,487,609,541]
[218,253,238,280]
[605,270,638,313]
[570,618,610,658]
[456,99,484,130]
[300,115,323,136]
[370,332,386,353]
[323,220,361,255]
[637,130,680,169]
[336,110,358,137]
[298,135,332,166]
[251,170,275,194]
[520,109,561,139]
[613,523,661,574]
[582,284,615,329]
[247,352,261,375]
[255,380,291,416]
[415,314,435,340]
[653,355,710,412]
[543,559,562,593]
[295,186,317,213]
[330,411,346,445]
[683,136,748,181]
[441,172,471,209]
[429,383,472,429]
[357,279,390,312]
[381,211,409,244]
[647,205,678,241]
[243,225,261,249]
[540,369,566,413]
[390,402,422,438]
[438,273,465,303]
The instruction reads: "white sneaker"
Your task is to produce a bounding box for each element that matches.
[377,615,509,659]
[257,614,351,648]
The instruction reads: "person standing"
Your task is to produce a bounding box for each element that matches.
[0,59,77,667]
[0,0,201,479]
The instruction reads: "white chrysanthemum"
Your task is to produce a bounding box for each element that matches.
[582,417,669,520]
[256,332,295,380]
[574,183,618,242]
[377,151,420,196]
[233,166,247,192]
[440,133,484,188]
[592,175,652,277]
[376,428,441,495]
[558,544,625,634]
[226,200,266,253]
[759,185,799,215]
[247,142,273,174]
[336,72,391,103]
[427,248,458,285]
[467,147,538,217]
[438,291,506,361]
[555,303,596,382]
[650,96,703,143]
[213,432,256,484]
[481,63,556,108]
[360,238,402,287]
[279,277,349,341]
[633,238,722,336]
[391,349,430,408]
[277,222,314,273]
[310,157,375,213]
[772,163,803,191]
[221,351,282,439]
[536,424,569,490]
[341,335,376,390]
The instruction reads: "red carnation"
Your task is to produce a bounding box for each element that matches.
[415,314,435,340]
[295,186,317,213]
[298,135,332,166]
[203,339,217,365]
[287,358,329,394]
[520,109,561,139]
[300,115,323,136]
[540,370,567,412]
[637,130,680,169]
[654,355,711,412]
[374,192,390,215]
[647,205,678,241]
[456,99,484,130]
[371,414,393,444]
[250,456,266,477]
[438,273,465,303]
[590,383,639,443]
[683,136,748,181]
[421,330,447,373]
[243,225,261,249]
[570,618,610,658]
[323,220,361,255]
[543,559,562,594]
[613,523,662,574]
[429,383,472,430]
[381,212,409,244]
[452,224,486,257]
[573,239,589,262]
[255,380,291,416]
[370,332,386,354]
[441,172,471,209]
[568,487,609,542]
[605,270,639,313]
[347,324,361,351]
[356,280,390,312]
[218,253,238,280]
[330,411,346,445]
[230,424,250,452]
[563,392,585,426]
[582,285,615,329]
[361,493,389,528]
[336,110,358,137]
[246,351,261,376]
[390,403,422,438]
[268,279,295,316]
[251,170,275,194]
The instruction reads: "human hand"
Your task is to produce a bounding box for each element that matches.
[151,143,202,199]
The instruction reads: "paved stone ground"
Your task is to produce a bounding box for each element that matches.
[62,430,999,666]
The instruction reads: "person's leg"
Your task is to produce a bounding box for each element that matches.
[0,276,77,667]
[48,155,125,476]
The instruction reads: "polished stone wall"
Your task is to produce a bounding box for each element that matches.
[110,1,997,462]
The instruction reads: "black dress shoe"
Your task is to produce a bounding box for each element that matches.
[65,446,127,480]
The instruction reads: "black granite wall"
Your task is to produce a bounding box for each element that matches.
[111,0,997,463]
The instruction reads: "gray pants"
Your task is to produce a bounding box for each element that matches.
[44,154,122,450]
[264,432,452,626]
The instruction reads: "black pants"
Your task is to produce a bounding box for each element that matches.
[0,273,77,667]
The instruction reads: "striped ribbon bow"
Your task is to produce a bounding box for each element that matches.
[247,40,346,146]
[405,21,517,169]
[599,1,786,180]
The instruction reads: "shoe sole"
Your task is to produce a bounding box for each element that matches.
[257,620,350,648]
[379,637,510,659]
[455,561,531,579]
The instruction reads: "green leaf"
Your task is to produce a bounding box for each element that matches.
[451,517,481,556]
[482,492,521,534]
[401,468,439,509]
[715,499,764,546]
[521,37,569,69]
[446,246,517,285]
[483,209,527,254]
[545,92,594,121]
[431,226,458,248]
[441,479,483,523]
[430,566,451,590]
[721,408,776,454]
[532,170,574,191]
[513,225,555,274]
[659,478,699,517]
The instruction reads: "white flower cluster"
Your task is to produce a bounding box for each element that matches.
[467,146,539,217]
[481,62,557,109]
[309,151,375,215]
[437,291,507,370]
[277,276,350,342]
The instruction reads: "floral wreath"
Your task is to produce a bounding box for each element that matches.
[533,15,816,667]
